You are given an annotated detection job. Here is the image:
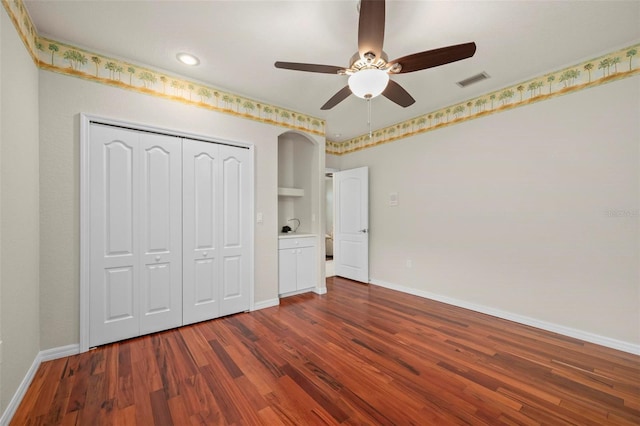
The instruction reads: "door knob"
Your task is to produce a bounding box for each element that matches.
[359,229,368,233]
[203,251,208,257]
[155,256,161,262]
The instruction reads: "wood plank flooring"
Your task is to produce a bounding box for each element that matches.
[12,277,640,425]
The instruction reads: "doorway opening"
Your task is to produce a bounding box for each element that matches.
[325,168,337,277]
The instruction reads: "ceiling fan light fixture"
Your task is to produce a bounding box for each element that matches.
[348,68,389,99]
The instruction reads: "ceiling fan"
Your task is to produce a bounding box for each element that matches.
[275,0,477,110]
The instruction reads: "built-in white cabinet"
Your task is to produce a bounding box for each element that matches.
[87,122,252,347]
[278,236,317,295]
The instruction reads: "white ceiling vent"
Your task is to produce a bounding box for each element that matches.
[456,72,490,88]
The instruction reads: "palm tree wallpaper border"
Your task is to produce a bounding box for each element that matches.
[327,42,639,155]
[3,0,638,156]
[2,0,325,136]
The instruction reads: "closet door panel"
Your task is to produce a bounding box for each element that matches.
[183,140,221,324]
[194,153,216,249]
[104,267,135,321]
[222,256,242,299]
[143,263,172,310]
[194,258,217,303]
[139,133,183,334]
[220,146,251,315]
[89,125,140,347]
[105,142,135,256]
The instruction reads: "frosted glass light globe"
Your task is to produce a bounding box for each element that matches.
[348,69,389,99]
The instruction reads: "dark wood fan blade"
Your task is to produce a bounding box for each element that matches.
[388,42,477,74]
[275,62,345,74]
[382,80,415,107]
[321,86,352,110]
[358,0,385,60]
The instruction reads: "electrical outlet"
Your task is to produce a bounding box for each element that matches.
[256,212,263,223]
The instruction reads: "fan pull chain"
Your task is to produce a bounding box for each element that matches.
[367,98,372,139]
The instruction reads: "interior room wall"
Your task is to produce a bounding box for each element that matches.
[292,136,314,234]
[326,154,341,170]
[0,9,41,412]
[38,70,323,350]
[278,136,295,230]
[336,77,640,347]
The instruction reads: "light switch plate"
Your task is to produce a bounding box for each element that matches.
[389,192,398,206]
[256,212,263,223]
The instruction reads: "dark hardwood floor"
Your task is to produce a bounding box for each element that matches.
[12,277,640,425]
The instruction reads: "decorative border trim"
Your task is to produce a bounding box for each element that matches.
[0,344,80,426]
[327,42,640,155]
[4,0,638,156]
[1,0,325,137]
[370,279,640,355]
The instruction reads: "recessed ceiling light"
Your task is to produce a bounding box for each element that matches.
[176,52,200,66]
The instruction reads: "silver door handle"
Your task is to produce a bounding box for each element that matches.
[360,229,368,233]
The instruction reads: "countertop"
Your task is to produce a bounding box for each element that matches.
[278,233,317,239]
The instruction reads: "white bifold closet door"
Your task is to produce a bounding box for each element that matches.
[88,123,251,347]
[182,140,251,324]
[89,125,182,347]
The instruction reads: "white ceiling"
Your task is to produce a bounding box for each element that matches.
[24,0,640,142]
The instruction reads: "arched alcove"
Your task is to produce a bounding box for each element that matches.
[277,130,327,296]
[277,131,319,235]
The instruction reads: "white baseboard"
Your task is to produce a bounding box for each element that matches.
[251,298,280,311]
[314,286,327,295]
[0,344,80,426]
[39,344,80,362]
[370,279,640,355]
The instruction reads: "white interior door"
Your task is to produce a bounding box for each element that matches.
[183,140,221,325]
[219,145,251,315]
[138,133,182,335]
[90,124,140,346]
[334,167,369,283]
[89,125,183,346]
[183,142,251,323]
[85,118,253,347]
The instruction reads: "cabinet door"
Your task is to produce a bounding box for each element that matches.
[183,140,221,325]
[278,248,297,294]
[138,133,182,335]
[296,246,317,290]
[89,125,140,347]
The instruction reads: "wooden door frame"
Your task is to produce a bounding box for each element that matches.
[79,113,255,352]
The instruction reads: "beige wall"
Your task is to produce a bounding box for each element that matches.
[0,9,41,412]
[336,77,640,346]
[38,70,324,349]
[326,154,340,170]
